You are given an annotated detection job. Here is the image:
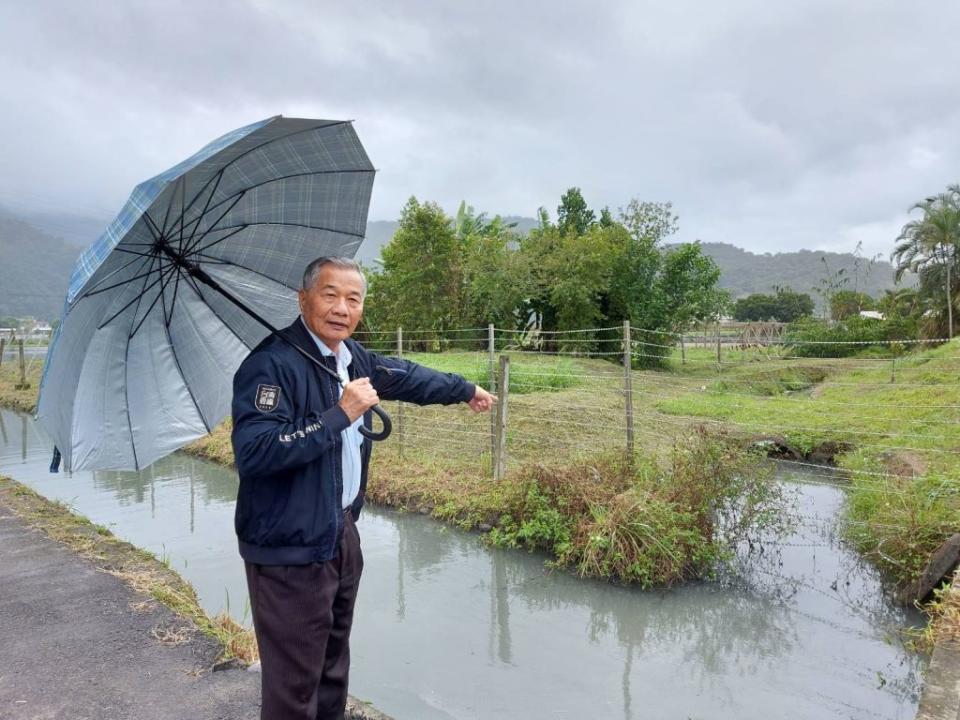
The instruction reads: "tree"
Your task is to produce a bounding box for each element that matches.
[618,200,678,246]
[830,290,875,321]
[893,190,960,339]
[658,243,722,333]
[366,198,461,339]
[557,187,596,236]
[732,288,814,322]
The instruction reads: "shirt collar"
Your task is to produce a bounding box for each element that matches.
[300,316,352,368]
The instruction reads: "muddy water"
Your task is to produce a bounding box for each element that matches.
[0,408,925,719]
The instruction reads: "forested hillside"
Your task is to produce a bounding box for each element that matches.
[698,242,907,300]
[0,212,78,320]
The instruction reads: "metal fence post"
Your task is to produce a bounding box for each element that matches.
[397,326,404,458]
[494,355,509,481]
[16,339,30,390]
[488,323,496,473]
[623,320,634,458]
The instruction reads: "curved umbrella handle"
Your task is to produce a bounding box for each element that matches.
[360,403,392,442]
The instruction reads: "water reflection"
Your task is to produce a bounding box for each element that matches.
[0,408,926,720]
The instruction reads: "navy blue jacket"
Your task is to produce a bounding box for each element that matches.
[231,318,475,565]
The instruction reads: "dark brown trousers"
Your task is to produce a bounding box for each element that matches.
[245,510,364,720]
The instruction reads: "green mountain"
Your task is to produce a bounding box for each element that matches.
[695,241,909,302]
[0,212,79,320]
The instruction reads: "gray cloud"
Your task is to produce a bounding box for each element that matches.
[2,0,959,260]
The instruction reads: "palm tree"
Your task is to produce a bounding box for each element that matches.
[892,191,960,339]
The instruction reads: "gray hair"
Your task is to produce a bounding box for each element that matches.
[301,256,367,297]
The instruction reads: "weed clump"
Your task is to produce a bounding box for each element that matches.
[489,429,791,587]
[843,461,960,588]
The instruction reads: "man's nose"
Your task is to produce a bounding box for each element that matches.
[331,297,349,315]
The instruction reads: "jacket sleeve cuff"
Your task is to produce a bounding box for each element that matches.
[461,382,476,403]
[320,404,352,433]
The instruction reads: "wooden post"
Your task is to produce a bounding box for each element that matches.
[15,339,29,390]
[493,355,509,481]
[623,321,634,458]
[488,324,497,472]
[680,333,686,365]
[890,357,896,384]
[0,337,5,370]
[397,326,404,458]
[715,321,722,364]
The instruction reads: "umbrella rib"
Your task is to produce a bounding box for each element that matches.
[179,191,246,258]
[184,225,248,258]
[83,264,168,299]
[167,262,182,329]
[181,170,224,254]
[129,263,178,339]
[192,253,300,293]
[181,273,253,350]
[159,175,179,237]
[168,168,373,249]
[141,210,163,243]
[78,252,159,299]
[160,267,211,433]
[121,251,161,472]
[97,255,165,330]
[113,247,161,258]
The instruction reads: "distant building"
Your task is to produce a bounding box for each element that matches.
[29,322,53,340]
[859,310,885,320]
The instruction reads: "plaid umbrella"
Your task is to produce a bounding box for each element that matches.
[38,116,377,472]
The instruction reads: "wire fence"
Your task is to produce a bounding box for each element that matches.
[355,323,960,488]
[6,324,959,491]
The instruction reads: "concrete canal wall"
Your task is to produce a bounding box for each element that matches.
[915,568,960,720]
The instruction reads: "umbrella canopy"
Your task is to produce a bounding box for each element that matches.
[38,116,376,472]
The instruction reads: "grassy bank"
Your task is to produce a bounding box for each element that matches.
[0,475,257,664]
[655,342,960,591]
[0,354,42,413]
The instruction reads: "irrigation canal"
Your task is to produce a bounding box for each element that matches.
[0,408,926,719]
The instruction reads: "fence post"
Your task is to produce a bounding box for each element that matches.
[890,357,896,384]
[488,324,497,470]
[396,326,404,458]
[623,320,634,458]
[15,339,29,390]
[715,320,722,364]
[493,355,510,481]
[680,333,686,365]
[0,337,5,370]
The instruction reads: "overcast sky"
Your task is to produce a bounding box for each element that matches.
[2,0,959,259]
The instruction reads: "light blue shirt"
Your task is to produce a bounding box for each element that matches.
[301,318,363,510]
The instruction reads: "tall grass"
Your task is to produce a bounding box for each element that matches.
[373,430,793,587]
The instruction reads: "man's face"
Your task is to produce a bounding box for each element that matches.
[298,265,365,351]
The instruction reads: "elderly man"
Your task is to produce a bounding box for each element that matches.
[231,256,494,720]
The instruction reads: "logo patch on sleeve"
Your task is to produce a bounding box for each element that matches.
[255,384,281,412]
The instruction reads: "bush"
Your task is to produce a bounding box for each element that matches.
[489,430,791,586]
[785,316,919,358]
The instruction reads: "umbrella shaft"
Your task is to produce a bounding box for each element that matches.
[156,241,392,442]
[158,242,339,382]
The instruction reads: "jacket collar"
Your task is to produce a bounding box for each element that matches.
[278,317,333,368]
